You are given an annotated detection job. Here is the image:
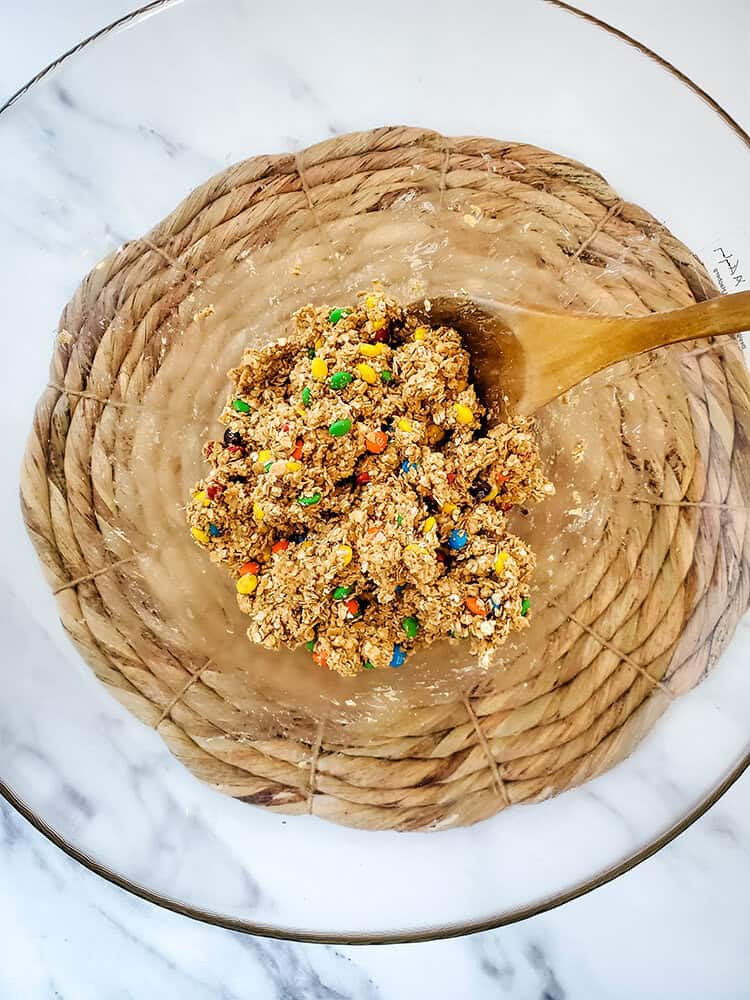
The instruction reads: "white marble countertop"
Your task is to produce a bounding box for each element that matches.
[2,2,750,997]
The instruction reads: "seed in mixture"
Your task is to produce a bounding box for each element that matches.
[186,288,553,677]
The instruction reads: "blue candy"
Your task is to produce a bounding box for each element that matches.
[400,459,418,475]
[208,523,222,537]
[448,529,468,551]
[390,644,406,668]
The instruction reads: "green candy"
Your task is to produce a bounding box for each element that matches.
[307,346,316,359]
[305,640,315,652]
[380,370,393,384]
[401,615,420,639]
[332,585,354,600]
[521,597,531,617]
[363,661,375,670]
[329,371,353,391]
[301,386,312,408]
[263,461,273,474]
[328,307,350,324]
[297,492,321,507]
[231,398,251,413]
[329,418,352,437]
[396,514,403,526]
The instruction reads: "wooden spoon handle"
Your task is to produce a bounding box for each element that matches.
[507,290,750,414]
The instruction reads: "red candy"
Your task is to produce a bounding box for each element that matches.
[344,598,360,617]
[372,328,390,343]
[206,483,223,501]
[227,445,243,455]
[356,471,371,485]
[447,472,456,484]
[239,561,259,576]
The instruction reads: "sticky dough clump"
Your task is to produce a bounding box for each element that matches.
[187,289,553,676]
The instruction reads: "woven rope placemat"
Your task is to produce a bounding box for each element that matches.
[21,127,750,831]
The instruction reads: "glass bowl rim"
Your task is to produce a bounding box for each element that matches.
[1,0,749,945]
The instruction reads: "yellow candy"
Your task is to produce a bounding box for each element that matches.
[405,543,427,555]
[286,461,302,473]
[191,527,209,544]
[356,363,378,385]
[258,450,272,464]
[486,484,499,501]
[413,326,428,341]
[311,357,328,381]
[371,317,386,331]
[365,294,378,310]
[494,551,510,575]
[359,343,385,358]
[397,418,412,432]
[454,403,474,425]
[422,516,436,533]
[301,540,314,550]
[335,543,353,566]
[236,573,258,595]
[193,490,211,507]
[252,502,265,523]
[315,338,325,350]
[442,502,458,515]
[295,405,307,417]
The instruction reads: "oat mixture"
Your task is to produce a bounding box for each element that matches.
[187,290,553,676]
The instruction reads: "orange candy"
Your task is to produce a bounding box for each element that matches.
[365,430,388,454]
[465,596,487,617]
[312,649,329,668]
[239,561,260,576]
[271,539,289,554]
[291,438,304,460]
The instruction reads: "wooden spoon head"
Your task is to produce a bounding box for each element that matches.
[411,297,528,424]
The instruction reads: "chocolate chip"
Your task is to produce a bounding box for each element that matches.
[469,478,491,501]
[223,428,243,446]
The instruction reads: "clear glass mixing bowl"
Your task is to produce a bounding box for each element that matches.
[1,0,749,942]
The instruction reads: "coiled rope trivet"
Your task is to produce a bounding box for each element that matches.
[21,127,750,830]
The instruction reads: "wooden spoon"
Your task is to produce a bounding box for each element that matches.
[418,292,750,419]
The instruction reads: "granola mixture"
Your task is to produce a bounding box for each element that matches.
[187,290,553,676]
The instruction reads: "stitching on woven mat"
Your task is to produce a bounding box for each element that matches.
[570,200,623,262]
[136,238,202,288]
[48,384,149,411]
[550,602,674,697]
[293,152,342,276]
[463,697,510,806]
[52,555,136,595]
[155,658,213,727]
[306,721,326,814]
[438,137,450,207]
[623,495,748,512]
